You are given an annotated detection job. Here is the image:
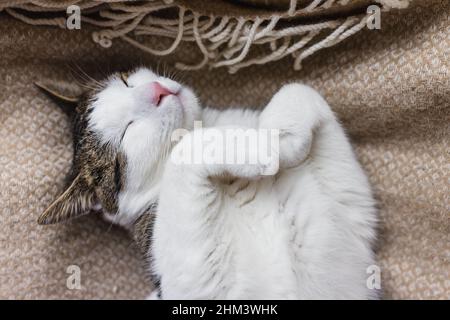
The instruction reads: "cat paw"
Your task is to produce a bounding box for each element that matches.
[170,127,279,178]
[220,145,279,178]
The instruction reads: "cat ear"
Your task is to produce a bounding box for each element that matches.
[38,174,95,225]
[35,81,83,116]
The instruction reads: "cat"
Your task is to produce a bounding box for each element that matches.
[37,67,378,299]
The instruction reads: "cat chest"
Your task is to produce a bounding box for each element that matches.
[217,179,300,296]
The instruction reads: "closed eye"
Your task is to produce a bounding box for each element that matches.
[120,121,133,143]
[120,72,129,87]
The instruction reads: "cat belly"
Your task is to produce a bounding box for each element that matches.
[219,181,298,299]
[218,168,376,300]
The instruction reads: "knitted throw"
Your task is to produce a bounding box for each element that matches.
[1,0,411,73]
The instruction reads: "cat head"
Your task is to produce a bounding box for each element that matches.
[37,67,201,227]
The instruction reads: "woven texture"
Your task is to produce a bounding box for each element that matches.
[0,0,449,299]
[1,0,411,73]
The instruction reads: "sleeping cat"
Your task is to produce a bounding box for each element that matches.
[37,67,378,299]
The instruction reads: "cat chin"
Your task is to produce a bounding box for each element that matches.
[178,88,202,127]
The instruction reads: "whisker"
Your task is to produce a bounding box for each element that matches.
[71,63,104,89]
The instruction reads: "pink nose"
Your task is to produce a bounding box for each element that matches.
[152,82,173,106]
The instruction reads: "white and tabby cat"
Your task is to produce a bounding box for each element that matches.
[38,67,378,299]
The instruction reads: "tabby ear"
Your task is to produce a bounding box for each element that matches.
[35,81,82,116]
[38,174,94,225]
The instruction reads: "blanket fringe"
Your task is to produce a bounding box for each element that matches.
[1,0,411,73]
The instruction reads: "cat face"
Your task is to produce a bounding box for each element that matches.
[37,67,201,226]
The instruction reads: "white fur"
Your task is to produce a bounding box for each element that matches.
[88,68,201,226]
[89,68,378,299]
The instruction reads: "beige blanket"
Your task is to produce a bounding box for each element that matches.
[0,0,448,299]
